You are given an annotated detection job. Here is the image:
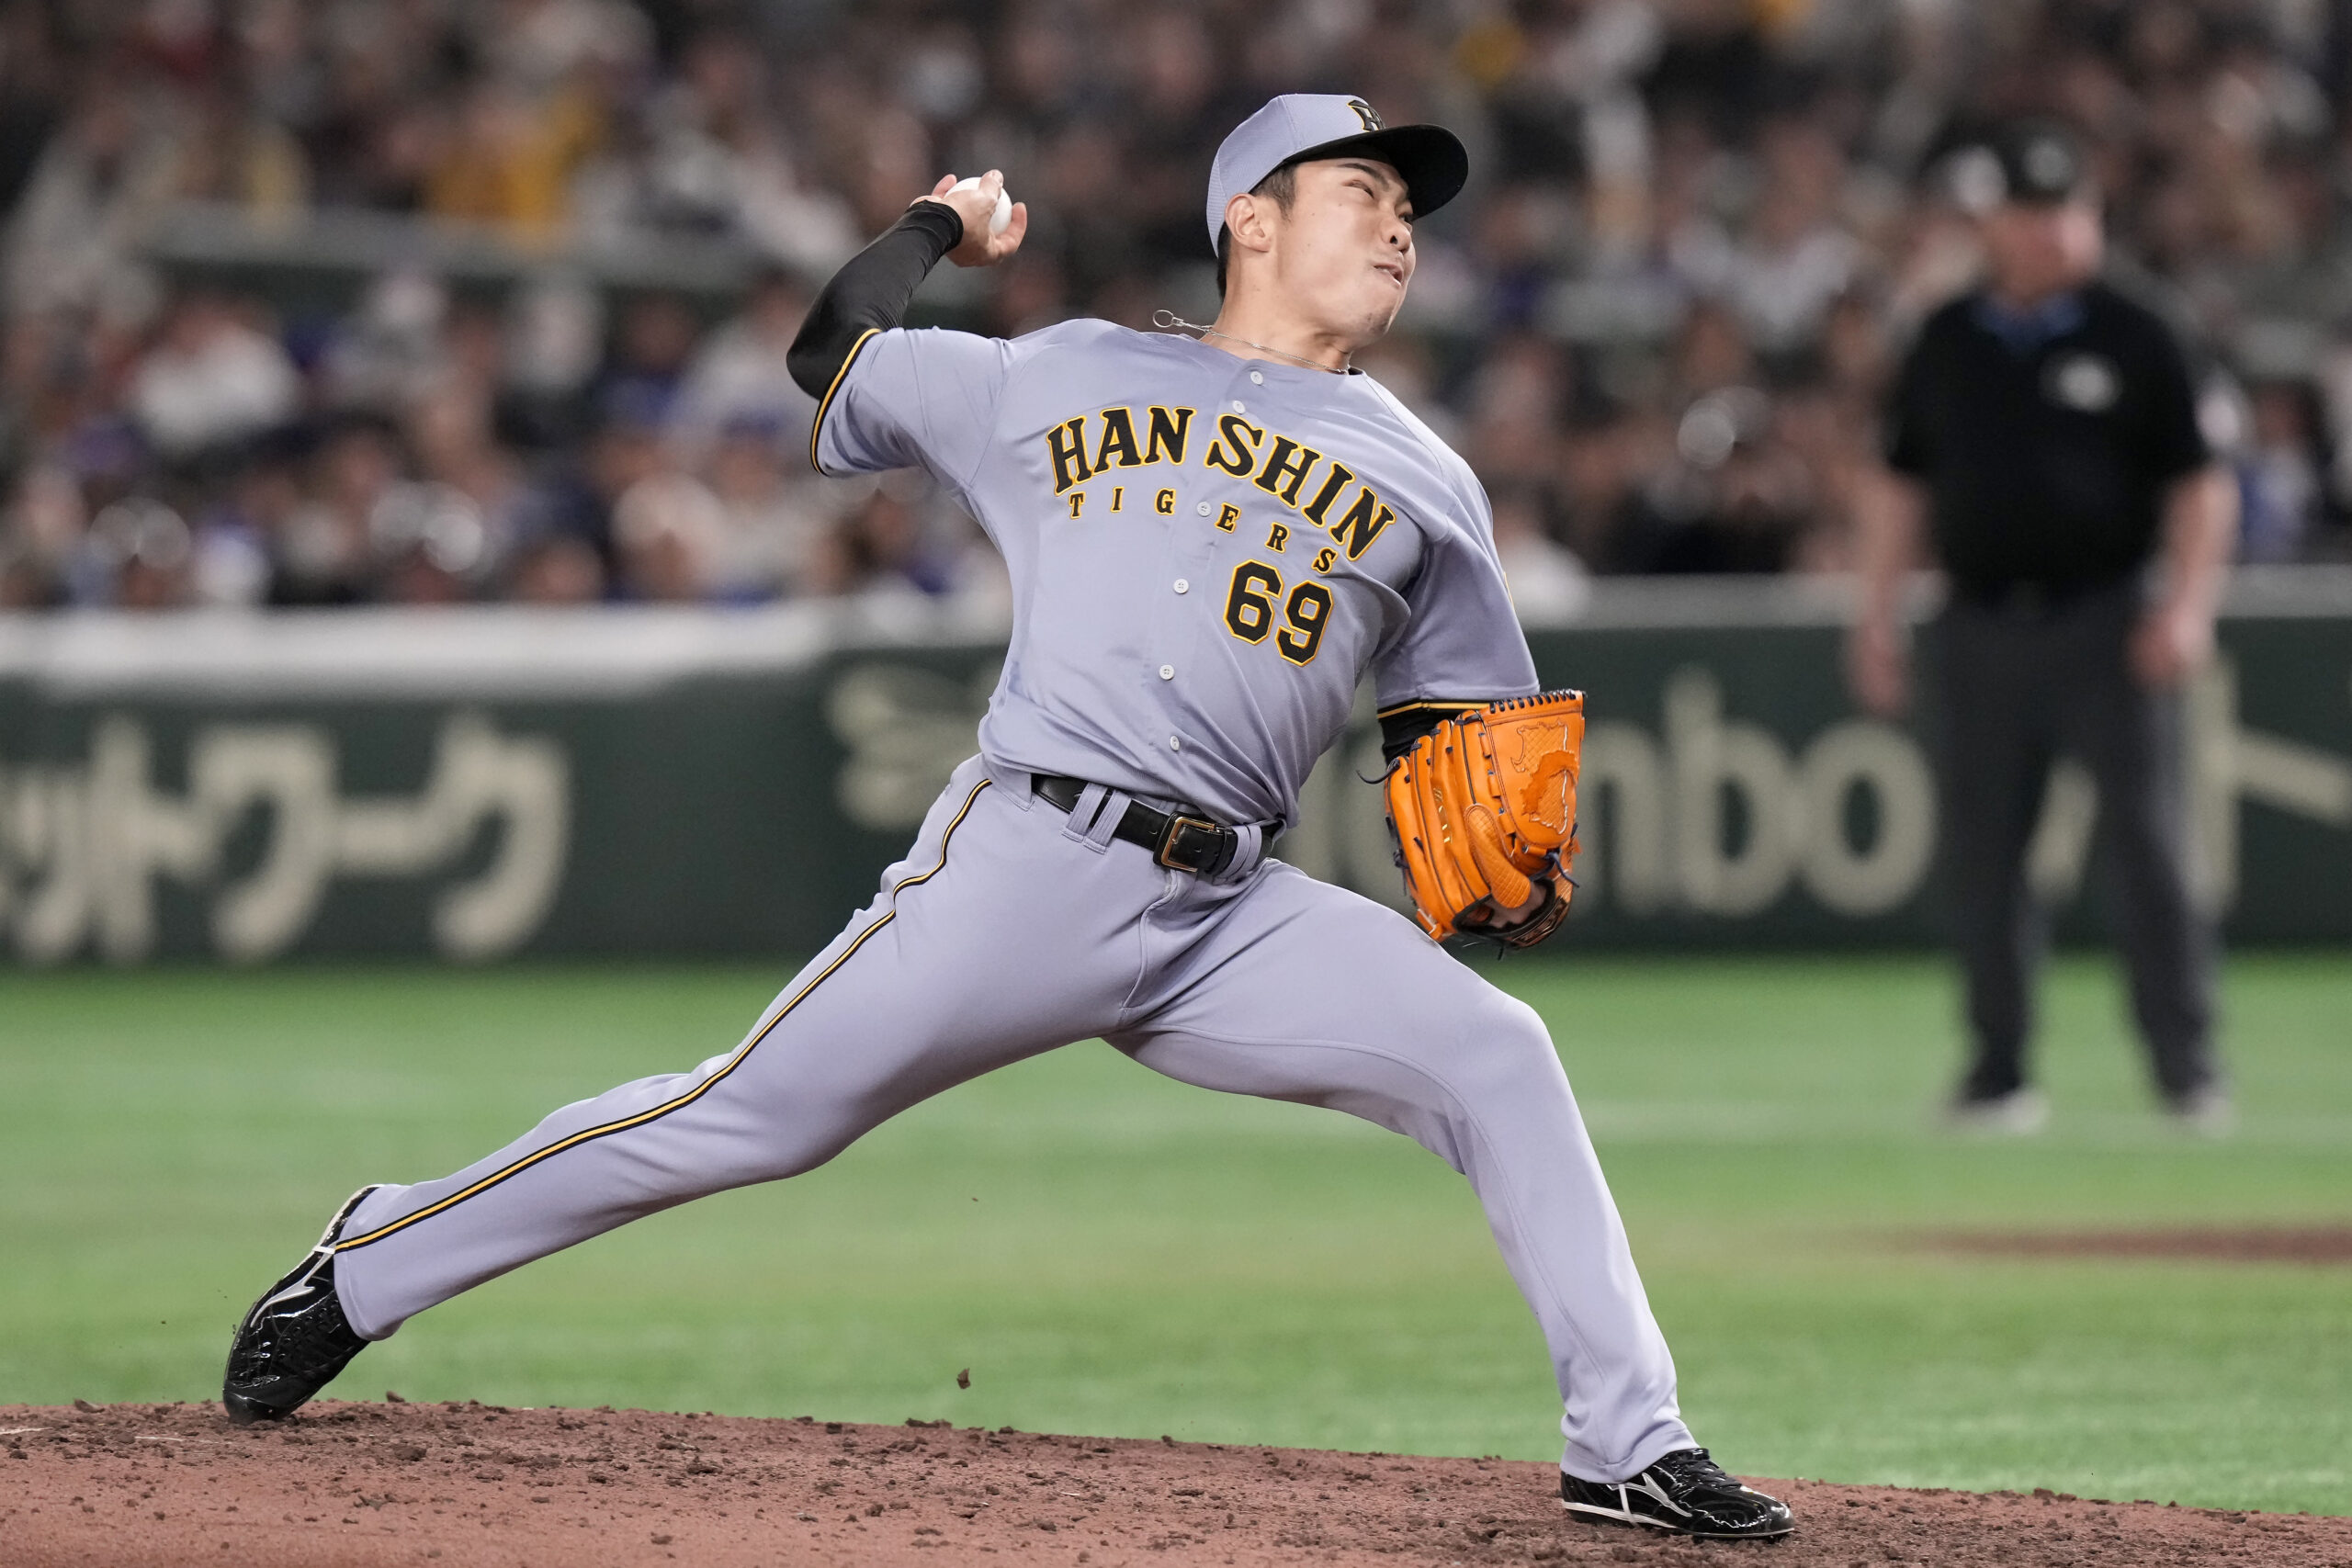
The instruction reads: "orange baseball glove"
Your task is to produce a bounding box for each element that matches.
[1383,690,1584,947]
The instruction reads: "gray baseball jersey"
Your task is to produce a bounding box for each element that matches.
[326,321,1695,1485]
[814,320,1539,826]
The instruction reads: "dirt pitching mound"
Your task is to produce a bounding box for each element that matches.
[4,1401,2346,1567]
[1930,1226,2352,1264]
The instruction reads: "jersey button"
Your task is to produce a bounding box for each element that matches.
[1169,736,1182,751]
[1159,664,1175,680]
[1194,502,1212,516]
[1230,400,1246,413]
[1249,370,1264,385]
[1173,578,1189,593]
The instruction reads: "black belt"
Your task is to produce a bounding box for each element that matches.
[1954,576,2131,615]
[1034,774,1238,877]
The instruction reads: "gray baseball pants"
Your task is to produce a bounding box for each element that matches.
[331,755,1693,1482]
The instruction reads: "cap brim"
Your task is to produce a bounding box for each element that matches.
[1280,124,1468,222]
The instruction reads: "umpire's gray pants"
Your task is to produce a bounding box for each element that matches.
[331,755,1693,1483]
[1931,582,2219,1100]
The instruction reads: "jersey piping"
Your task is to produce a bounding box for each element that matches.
[1375,698,1487,718]
[334,776,993,1255]
[806,326,884,476]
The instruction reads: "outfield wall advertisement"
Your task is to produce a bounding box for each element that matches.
[3,574,2348,963]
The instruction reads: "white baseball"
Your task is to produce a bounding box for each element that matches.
[948,175,1013,238]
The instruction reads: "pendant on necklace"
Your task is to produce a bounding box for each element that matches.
[1151,310,1347,374]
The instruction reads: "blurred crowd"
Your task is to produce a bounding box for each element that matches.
[4,0,2352,614]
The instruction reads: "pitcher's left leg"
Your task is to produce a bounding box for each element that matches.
[1111,861,1690,1483]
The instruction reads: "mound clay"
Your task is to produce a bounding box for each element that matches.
[4,1401,2346,1567]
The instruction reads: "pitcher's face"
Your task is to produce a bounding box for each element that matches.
[1259,157,1418,346]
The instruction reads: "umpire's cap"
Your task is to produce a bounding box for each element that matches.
[1206,94,1468,249]
[1990,119,2091,205]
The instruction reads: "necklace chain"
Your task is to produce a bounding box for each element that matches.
[1151,310,1348,374]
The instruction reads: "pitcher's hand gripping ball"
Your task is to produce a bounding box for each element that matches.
[1385,691,1584,947]
[946,175,1012,236]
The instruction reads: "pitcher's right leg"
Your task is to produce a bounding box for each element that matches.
[326,761,1147,1341]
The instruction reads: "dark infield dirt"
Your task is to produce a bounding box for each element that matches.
[1926,1226,2352,1264]
[5,1402,2347,1567]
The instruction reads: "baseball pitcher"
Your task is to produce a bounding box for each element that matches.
[222,95,1793,1541]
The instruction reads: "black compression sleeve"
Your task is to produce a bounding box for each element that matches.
[1379,702,1485,763]
[786,200,965,399]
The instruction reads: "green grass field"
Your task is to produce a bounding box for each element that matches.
[2,953,2346,1515]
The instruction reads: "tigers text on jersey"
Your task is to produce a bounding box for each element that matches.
[812,319,1536,827]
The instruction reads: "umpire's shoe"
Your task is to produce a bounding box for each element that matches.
[1561,1448,1794,1540]
[221,1186,381,1424]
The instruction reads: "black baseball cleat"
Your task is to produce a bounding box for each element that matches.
[220,1185,382,1424]
[1561,1448,1794,1540]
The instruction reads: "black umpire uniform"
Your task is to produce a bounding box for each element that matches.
[1882,130,2222,1113]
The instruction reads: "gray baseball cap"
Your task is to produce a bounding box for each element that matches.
[1204,94,1468,249]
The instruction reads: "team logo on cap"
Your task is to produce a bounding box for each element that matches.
[2023,138,2073,190]
[1347,98,1384,132]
